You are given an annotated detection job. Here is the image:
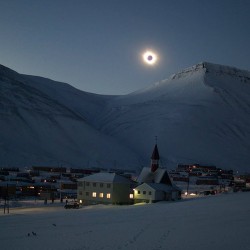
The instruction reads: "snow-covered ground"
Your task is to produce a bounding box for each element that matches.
[1,192,250,250]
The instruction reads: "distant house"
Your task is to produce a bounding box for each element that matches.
[134,182,181,203]
[135,144,181,203]
[77,172,135,205]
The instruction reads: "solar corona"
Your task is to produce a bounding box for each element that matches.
[142,50,158,65]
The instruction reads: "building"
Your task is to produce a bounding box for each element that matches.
[134,143,182,203]
[134,182,181,203]
[77,172,135,205]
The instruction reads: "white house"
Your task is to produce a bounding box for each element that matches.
[134,182,181,203]
[77,172,135,205]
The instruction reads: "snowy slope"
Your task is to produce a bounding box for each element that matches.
[1,192,250,250]
[96,63,250,171]
[0,65,139,169]
[1,62,250,172]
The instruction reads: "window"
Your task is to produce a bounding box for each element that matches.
[86,182,89,186]
[107,183,111,188]
[107,193,111,199]
[78,182,83,187]
[93,183,96,187]
[137,190,140,194]
[99,193,104,198]
[129,194,134,199]
[86,192,89,196]
[100,183,104,187]
[79,191,82,195]
[149,191,152,195]
[143,191,146,195]
[92,192,97,197]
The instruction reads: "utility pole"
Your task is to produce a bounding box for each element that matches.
[186,174,190,197]
[60,164,63,203]
[4,184,9,214]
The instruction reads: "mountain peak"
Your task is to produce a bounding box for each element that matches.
[171,62,250,80]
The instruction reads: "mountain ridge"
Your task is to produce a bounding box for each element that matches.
[0,62,250,172]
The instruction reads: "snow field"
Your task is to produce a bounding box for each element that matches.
[0,192,250,250]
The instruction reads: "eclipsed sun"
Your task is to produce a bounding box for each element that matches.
[142,51,158,65]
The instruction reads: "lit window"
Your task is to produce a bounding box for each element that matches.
[92,192,97,197]
[79,200,83,204]
[107,193,111,199]
[99,193,104,198]
[129,194,134,199]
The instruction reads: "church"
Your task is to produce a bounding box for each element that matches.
[134,144,182,203]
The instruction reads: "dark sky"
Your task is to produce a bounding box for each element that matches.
[0,0,250,94]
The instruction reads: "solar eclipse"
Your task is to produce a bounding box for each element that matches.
[142,50,158,65]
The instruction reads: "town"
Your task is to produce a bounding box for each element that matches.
[1,144,250,211]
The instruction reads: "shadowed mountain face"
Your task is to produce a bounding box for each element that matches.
[1,63,250,172]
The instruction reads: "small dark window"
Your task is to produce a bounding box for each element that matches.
[93,183,96,187]
[149,191,152,195]
[100,183,104,187]
[138,190,140,194]
[143,191,146,195]
[107,183,111,188]
[86,192,89,196]
[86,182,89,186]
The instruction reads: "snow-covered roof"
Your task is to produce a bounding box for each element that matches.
[78,172,132,184]
[136,182,180,192]
[137,167,172,185]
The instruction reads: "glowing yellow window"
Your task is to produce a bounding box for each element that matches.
[107,193,111,199]
[99,193,104,198]
[129,194,134,199]
[92,192,97,197]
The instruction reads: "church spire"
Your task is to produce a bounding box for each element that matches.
[151,140,160,172]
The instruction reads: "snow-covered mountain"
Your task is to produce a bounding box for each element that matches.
[1,62,250,172]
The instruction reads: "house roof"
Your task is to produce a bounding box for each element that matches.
[78,172,132,184]
[136,182,181,192]
[136,167,173,185]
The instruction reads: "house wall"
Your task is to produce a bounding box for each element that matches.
[112,183,132,204]
[77,180,132,205]
[134,184,155,203]
[77,180,113,204]
[134,183,178,203]
[154,190,165,201]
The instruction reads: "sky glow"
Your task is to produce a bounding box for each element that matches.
[0,0,250,94]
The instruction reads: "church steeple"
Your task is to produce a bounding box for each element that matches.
[151,142,160,172]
